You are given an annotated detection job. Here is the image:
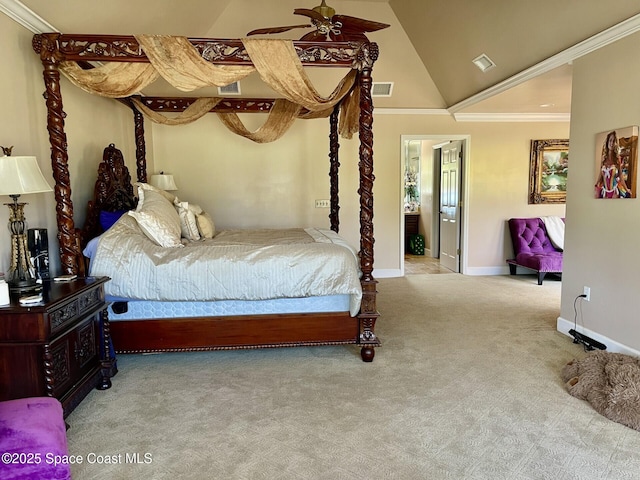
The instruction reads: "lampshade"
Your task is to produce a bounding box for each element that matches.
[0,154,52,293]
[149,173,178,191]
[0,156,52,195]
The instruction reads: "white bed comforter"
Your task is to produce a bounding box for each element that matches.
[88,215,362,315]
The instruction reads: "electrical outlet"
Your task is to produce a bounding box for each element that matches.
[315,199,330,208]
[583,286,591,302]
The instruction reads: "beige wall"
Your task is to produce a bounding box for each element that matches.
[559,31,640,353]
[0,13,143,276]
[360,115,568,274]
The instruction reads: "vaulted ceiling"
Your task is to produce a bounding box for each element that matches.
[11,0,640,116]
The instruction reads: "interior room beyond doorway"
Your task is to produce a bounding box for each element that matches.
[404,254,453,275]
[401,135,470,276]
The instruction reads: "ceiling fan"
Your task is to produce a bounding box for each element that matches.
[246,1,390,42]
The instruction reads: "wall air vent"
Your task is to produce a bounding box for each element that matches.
[218,81,241,95]
[372,82,394,97]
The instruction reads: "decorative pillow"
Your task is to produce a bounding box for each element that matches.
[99,209,128,231]
[134,182,177,204]
[196,211,215,239]
[128,187,182,247]
[188,203,203,216]
[174,200,200,241]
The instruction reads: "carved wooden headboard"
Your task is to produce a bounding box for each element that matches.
[79,144,138,248]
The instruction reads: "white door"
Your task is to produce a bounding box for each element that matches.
[439,141,462,272]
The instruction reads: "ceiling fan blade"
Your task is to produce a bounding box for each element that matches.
[294,8,327,22]
[247,24,312,36]
[333,15,390,33]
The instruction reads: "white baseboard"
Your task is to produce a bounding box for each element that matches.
[374,268,403,278]
[557,316,640,357]
[464,266,510,276]
[377,265,551,278]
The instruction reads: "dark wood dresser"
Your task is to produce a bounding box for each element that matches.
[0,276,114,418]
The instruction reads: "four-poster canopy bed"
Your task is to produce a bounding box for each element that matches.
[31,31,381,361]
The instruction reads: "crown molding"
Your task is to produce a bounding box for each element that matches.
[0,0,55,33]
[453,112,570,123]
[448,13,640,114]
[375,110,571,122]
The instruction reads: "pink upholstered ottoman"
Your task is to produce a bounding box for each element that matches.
[0,397,71,480]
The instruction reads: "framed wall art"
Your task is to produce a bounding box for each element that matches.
[529,139,569,204]
[594,126,638,199]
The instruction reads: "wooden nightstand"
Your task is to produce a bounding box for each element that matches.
[0,276,115,418]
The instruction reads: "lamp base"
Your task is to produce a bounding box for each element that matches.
[6,198,39,294]
[8,278,41,294]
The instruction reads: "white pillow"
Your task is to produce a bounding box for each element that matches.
[174,200,200,241]
[196,211,215,239]
[134,182,177,204]
[128,187,182,247]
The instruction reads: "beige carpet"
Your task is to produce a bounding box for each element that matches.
[66,274,640,479]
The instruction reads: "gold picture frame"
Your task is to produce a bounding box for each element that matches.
[528,139,569,204]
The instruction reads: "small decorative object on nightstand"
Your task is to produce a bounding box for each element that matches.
[0,276,115,418]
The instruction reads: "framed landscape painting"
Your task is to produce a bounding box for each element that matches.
[594,126,638,199]
[529,139,569,204]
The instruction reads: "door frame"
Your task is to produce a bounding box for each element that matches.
[400,134,471,275]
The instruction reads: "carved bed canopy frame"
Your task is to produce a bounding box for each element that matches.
[31,33,379,359]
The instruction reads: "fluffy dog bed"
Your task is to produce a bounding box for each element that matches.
[562,351,640,431]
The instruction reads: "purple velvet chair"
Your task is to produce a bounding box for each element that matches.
[507,217,563,285]
[0,397,71,480]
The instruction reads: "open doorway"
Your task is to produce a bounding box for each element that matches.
[400,135,470,275]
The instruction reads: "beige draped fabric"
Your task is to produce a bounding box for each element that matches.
[338,84,361,140]
[57,36,361,141]
[217,99,302,143]
[242,37,357,112]
[59,61,159,98]
[131,97,223,125]
[131,94,358,142]
[134,35,256,91]
[131,97,302,143]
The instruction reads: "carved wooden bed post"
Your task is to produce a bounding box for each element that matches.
[117,99,147,183]
[328,104,340,233]
[357,43,380,362]
[132,105,147,183]
[32,33,80,275]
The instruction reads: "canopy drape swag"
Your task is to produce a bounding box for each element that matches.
[59,35,359,141]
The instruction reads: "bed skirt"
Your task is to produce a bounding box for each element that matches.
[106,294,353,320]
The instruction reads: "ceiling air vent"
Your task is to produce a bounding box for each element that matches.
[218,81,241,95]
[372,82,394,97]
[472,53,496,73]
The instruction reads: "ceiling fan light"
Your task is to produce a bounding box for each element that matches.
[472,54,496,73]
